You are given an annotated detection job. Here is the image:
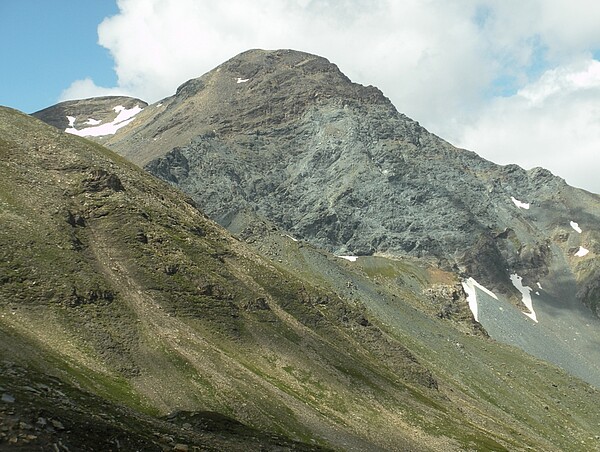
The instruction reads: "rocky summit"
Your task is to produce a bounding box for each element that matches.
[24,48,600,450]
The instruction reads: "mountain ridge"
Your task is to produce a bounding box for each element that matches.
[33,95,148,135]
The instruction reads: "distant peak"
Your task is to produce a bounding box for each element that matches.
[35,96,147,111]
[226,48,334,67]
[174,48,346,95]
[32,96,148,135]
[173,48,391,111]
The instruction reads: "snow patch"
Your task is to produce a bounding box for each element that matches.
[85,118,101,126]
[338,255,358,262]
[65,105,143,137]
[570,221,582,233]
[284,234,298,242]
[511,196,530,209]
[536,282,543,290]
[461,280,478,322]
[461,277,498,322]
[575,246,589,257]
[236,77,250,83]
[510,273,538,323]
[113,105,143,122]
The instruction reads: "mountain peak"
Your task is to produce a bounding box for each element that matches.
[9,48,600,451]
[96,49,396,165]
[174,48,382,102]
[216,48,350,85]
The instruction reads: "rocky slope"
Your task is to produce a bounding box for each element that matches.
[6,107,600,450]
[49,49,596,313]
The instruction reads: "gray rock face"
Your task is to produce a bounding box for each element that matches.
[132,51,597,303]
[37,49,600,313]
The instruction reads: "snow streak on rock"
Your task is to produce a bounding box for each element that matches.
[510,273,538,323]
[511,197,530,209]
[338,255,358,262]
[461,277,498,323]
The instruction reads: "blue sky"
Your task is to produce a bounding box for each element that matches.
[0,0,599,193]
[0,0,118,113]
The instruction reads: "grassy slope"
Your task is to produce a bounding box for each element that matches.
[1,107,600,451]
[233,213,600,451]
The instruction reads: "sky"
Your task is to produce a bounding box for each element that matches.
[1,0,599,193]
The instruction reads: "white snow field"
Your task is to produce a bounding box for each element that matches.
[65,105,143,137]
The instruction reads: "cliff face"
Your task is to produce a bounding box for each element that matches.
[76,49,596,307]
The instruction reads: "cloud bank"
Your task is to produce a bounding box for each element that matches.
[61,0,600,193]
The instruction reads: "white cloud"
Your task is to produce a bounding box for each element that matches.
[62,0,600,193]
[60,77,130,101]
[458,58,600,193]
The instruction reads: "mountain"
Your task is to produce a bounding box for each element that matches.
[34,49,600,389]
[33,95,147,139]
[5,105,600,450]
